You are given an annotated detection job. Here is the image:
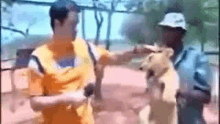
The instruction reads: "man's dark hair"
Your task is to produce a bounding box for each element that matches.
[49,0,80,31]
[165,3,184,14]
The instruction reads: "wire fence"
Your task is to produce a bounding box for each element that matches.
[1,51,219,71]
[1,49,218,108]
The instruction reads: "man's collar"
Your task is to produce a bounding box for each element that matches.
[173,45,187,66]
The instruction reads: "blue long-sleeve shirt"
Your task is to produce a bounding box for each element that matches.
[173,45,212,123]
[173,45,212,104]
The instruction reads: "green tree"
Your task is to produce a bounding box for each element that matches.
[120,0,167,45]
[120,0,219,50]
[181,0,218,50]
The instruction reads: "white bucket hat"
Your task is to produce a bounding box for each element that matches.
[158,12,187,31]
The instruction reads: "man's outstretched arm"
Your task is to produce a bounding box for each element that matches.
[107,45,160,65]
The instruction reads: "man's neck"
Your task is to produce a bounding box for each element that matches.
[169,41,183,54]
[168,41,183,61]
[48,36,75,59]
[53,33,73,43]
[49,35,74,52]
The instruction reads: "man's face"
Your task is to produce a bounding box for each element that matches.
[161,26,182,46]
[60,10,79,41]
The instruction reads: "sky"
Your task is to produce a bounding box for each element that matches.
[2,0,134,45]
[1,0,219,65]
[2,0,219,50]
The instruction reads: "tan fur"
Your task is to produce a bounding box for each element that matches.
[139,47,179,124]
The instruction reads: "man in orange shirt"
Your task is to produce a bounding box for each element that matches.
[28,0,156,124]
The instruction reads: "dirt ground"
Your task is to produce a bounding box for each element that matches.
[1,65,219,124]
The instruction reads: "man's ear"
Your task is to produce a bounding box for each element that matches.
[163,48,174,58]
[54,19,61,29]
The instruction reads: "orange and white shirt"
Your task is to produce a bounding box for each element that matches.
[28,37,110,124]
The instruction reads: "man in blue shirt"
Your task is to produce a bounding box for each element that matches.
[157,7,212,124]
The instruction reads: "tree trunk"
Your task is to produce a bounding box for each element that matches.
[201,41,204,52]
[82,9,86,40]
[10,69,17,113]
[201,28,205,52]
[95,25,101,45]
[106,12,112,50]
[94,8,99,46]
[26,28,29,38]
[94,64,104,100]
[93,1,104,99]
[200,22,206,52]
[94,1,103,46]
[95,75,103,100]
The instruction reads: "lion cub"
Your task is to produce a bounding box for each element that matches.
[138,47,179,124]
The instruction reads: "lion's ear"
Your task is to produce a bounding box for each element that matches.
[154,42,159,47]
[160,82,165,93]
[163,48,174,58]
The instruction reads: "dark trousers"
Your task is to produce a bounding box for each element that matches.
[177,97,206,124]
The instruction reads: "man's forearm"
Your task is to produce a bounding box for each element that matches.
[108,51,147,65]
[107,45,158,66]
[182,90,211,104]
[115,51,136,64]
[30,93,67,111]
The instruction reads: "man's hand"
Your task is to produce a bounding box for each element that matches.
[107,44,164,65]
[64,83,95,105]
[175,89,182,99]
[186,90,211,104]
[30,87,92,112]
[175,89,211,105]
[175,89,187,108]
[133,44,165,55]
[64,90,88,107]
